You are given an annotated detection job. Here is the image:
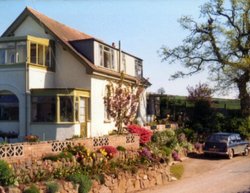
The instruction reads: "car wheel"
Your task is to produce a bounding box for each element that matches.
[228,149,234,159]
[243,147,249,156]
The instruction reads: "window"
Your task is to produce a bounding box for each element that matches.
[0,42,27,65]
[16,42,27,63]
[0,94,19,121]
[122,53,126,73]
[135,59,143,78]
[30,43,37,64]
[31,89,90,123]
[31,96,56,122]
[99,45,115,69]
[60,96,73,122]
[29,42,55,69]
[104,86,111,121]
[79,97,86,123]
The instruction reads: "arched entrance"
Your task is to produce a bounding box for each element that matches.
[0,90,19,139]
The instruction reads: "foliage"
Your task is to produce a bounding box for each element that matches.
[160,0,250,118]
[127,124,153,144]
[25,135,39,142]
[237,118,250,140]
[98,146,118,159]
[116,145,126,152]
[157,87,166,95]
[170,164,184,180]
[43,152,74,162]
[187,83,213,132]
[0,160,15,186]
[23,184,40,193]
[67,173,92,193]
[187,83,212,103]
[160,146,172,157]
[104,73,144,134]
[138,147,155,163]
[46,181,59,193]
[151,130,177,148]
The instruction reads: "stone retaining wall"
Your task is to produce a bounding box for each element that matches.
[90,163,171,193]
[1,163,171,193]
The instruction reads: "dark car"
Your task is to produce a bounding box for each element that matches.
[203,132,249,159]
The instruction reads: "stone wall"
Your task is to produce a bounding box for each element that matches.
[90,163,171,193]
[1,163,171,193]
[0,134,139,163]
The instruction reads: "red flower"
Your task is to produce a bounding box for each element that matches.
[127,124,153,144]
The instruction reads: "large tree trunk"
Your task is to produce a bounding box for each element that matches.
[237,72,250,118]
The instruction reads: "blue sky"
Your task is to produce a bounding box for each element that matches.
[0,0,237,98]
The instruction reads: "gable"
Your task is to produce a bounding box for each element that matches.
[14,16,53,39]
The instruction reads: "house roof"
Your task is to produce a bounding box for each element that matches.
[2,7,143,83]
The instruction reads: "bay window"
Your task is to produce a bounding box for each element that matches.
[31,89,90,123]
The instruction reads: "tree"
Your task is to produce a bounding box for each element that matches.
[157,87,166,95]
[161,0,250,118]
[104,74,143,134]
[187,83,213,133]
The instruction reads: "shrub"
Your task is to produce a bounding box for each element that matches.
[67,173,92,193]
[127,124,153,144]
[161,146,172,157]
[172,150,182,162]
[152,130,178,149]
[23,184,40,193]
[46,181,59,193]
[99,146,118,158]
[170,164,184,180]
[116,146,126,152]
[0,160,15,186]
[63,144,88,162]
[25,135,39,142]
[138,147,154,162]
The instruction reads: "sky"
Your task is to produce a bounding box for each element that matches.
[0,0,238,99]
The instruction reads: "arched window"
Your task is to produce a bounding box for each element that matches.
[0,91,19,121]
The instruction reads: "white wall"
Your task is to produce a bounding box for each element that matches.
[55,44,91,89]
[29,68,55,89]
[137,89,147,126]
[14,16,53,39]
[0,67,26,139]
[89,77,115,137]
[30,123,80,141]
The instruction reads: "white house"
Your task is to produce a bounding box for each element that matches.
[0,7,150,141]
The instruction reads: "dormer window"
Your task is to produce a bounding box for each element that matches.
[99,44,115,69]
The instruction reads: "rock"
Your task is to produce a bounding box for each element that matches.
[0,186,5,193]
[6,186,21,193]
[98,185,111,193]
[155,173,163,185]
[117,177,127,193]
[171,176,178,181]
[143,175,148,180]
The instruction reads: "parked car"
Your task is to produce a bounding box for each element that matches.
[203,132,249,159]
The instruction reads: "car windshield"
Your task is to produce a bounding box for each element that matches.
[208,134,229,142]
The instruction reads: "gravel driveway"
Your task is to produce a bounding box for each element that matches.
[139,153,250,193]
